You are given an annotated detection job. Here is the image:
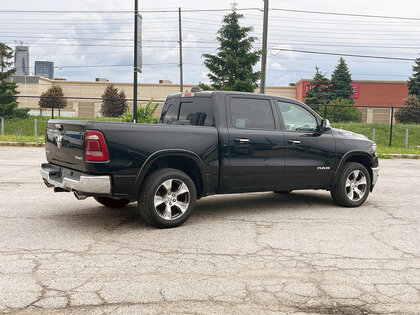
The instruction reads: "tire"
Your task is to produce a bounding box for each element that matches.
[137,168,197,228]
[94,197,130,208]
[273,190,292,194]
[331,162,371,207]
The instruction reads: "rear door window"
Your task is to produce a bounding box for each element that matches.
[230,98,275,130]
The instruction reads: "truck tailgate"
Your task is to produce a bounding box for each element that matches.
[45,120,87,172]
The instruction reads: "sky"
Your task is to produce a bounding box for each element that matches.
[1,0,420,87]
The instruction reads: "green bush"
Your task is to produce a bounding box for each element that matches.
[321,98,361,123]
[122,99,159,124]
[395,95,420,124]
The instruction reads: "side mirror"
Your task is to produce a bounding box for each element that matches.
[320,119,331,132]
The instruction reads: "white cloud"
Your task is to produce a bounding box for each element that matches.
[270,62,286,71]
[2,0,418,85]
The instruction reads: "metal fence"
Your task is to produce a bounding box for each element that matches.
[1,95,419,149]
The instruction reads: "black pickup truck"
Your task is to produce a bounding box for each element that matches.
[41,91,379,228]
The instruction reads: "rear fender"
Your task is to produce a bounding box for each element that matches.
[134,149,207,196]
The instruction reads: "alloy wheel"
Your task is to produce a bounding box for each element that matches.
[153,179,190,220]
[345,170,367,202]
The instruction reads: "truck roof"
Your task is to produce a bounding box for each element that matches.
[167,91,301,104]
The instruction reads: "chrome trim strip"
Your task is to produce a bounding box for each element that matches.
[371,167,379,186]
[41,165,111,194]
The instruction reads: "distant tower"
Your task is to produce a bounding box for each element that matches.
[14,45,30,75]
[35,61,54,79]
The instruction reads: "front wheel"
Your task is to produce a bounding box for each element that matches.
[94,197,130,208]
[331,162,371,207]
[137,168,197,228]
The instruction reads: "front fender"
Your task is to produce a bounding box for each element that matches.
[331,150,377,189]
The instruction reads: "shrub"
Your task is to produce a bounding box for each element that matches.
[101,85,127,117]
[122,99,159,124]
[38,85,67,109]
[322,97,361,123]
[395,95,420,124]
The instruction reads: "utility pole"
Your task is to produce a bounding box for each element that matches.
[178,7,184,92]
[260,0,269,94]
[133,0,139,123]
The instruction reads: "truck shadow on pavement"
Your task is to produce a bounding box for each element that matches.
[52,191,336,230]
[194,191,335,217]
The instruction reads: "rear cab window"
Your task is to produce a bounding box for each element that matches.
[160,97,215,127]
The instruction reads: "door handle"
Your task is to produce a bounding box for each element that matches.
[234,138,250,144]
[288,140,301,145]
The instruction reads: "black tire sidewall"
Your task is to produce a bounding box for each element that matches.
[141,169,197,228]
[339,163,371,207]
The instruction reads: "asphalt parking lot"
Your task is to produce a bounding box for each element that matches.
[0,146,419,314]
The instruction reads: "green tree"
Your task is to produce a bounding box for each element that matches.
[408,57,420,97]
[324,98,361,123]
[38,85,68,110]
[395,95,420,124]
[202,10,261,92]
[122,99,159,124]
[330,57,354,101]
[0,42,28,118]
[101,84,127,117]
[304,67,331,111]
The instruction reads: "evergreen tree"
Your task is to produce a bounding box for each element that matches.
[304,67,331,110]
[330,57,354,101]
[408,57,420,97]
[101,85,126,117]
[38,85,68,110]
[395,95,420,124]
[202,10,261,92]
[0,42,27,118]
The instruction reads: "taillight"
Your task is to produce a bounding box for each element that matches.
[181,93,194,97]
[85,130,109,162]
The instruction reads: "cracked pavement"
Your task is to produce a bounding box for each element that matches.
[0,147,419,314]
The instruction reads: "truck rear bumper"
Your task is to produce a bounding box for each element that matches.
[40,163,111,195]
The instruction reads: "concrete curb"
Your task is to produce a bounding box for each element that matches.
[0,141,43,147]
[380,153,420,159]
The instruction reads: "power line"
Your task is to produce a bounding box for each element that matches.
[270,48,416,61]
[0,8,261,14]
[270,8,420,21]
[266,68,409,77]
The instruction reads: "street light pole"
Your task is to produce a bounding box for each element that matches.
[178,7,183,92]
[133,0,138,123]
[260,0,269,94]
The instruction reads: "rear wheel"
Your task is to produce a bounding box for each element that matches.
[331,162,371,207]
[94,197,130,208]
[137,168,197,228]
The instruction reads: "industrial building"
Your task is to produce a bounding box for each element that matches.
[12,75,408,123]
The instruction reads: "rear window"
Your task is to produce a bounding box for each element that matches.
[160,97,215,127]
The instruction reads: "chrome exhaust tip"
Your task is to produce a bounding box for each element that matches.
[74,192,87,200]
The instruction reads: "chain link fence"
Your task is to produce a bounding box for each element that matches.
[1,95,419,150]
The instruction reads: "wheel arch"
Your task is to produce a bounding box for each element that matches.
[332,151,374,190]
[135,149,207,198]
